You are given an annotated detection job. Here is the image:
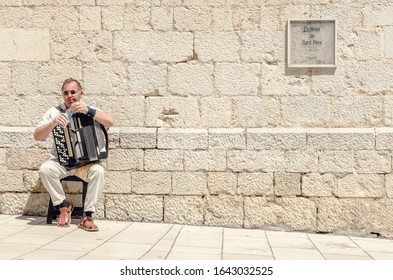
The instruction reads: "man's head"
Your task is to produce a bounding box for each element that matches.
[61,78,84,108]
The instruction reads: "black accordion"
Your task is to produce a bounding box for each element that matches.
[52,113,109,169]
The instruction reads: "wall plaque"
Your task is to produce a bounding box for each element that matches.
[287,19,337,68]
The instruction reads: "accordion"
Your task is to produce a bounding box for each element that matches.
[52,113,109,169]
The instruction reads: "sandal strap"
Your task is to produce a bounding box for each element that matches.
[79,217,98,230]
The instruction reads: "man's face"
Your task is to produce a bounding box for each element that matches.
[62,81,83,108]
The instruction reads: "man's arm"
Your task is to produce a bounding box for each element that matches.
[93,110,114,128]
[33,113,69,141]
[71,102,114,128]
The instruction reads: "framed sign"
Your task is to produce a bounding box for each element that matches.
[287,19,337,68]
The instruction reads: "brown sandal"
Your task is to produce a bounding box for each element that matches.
[56,203,74,227]
[78,216,99,232]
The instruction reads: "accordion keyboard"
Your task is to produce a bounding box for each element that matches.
[53,125,71,166]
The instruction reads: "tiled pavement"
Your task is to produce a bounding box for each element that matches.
[1,214,393,260]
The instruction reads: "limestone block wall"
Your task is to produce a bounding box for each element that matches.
[1,1,393,236]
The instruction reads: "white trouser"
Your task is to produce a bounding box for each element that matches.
[38,159,105,213]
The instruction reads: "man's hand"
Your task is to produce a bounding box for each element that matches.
[70,102,88,114]
[52,113,69,127]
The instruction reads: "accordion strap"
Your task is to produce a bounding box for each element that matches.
[55,104,66,113]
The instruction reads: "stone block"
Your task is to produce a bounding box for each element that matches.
[353,30,382,61]
[146,96,200,128]
[12,62,39,95]
[174,7,212,31]
[319,150,354,173]
[337,174,385,198]
[1,192,30,214]
[23,170,45,193]
[317,198,371,234]
[164,196,204,224]
[386,174,393,198]
[261,64,310,96]
[244,197,317,231]
[274,172,301,196]
[106,194,163,222]
[84,62,127,95]
[114,31,193,62]
[376,128,393,150]
[302,173,335,197]
[370,199,393,236]
[106,149,143,171]
[281,96,329,127]
[238,172,273,196]
[32,7,79,30]
[0,170,24,192]
[132,172,171,194]
[79,6,101,31]
[209,128,245,150]
[212,8,233,31]
[354,150,391,173]
[99,96,145,127]
[22,193,49,216]
[241,30,285,63]
[168,63,213,96]
[6,148,48,170]
[232,6,259,30]
[215,63,260,96]
[51,31,112,63]
[172,172,208,195]
[0,96,20,126]
[200,97,232,127]
[144,150,183,171]
[208,172,237,195]
[205,195,244,227]
[285,150,319,173]
[38,63,82,94]
[247,128,306,150]
[120,127,156,149]
[307,128,375,150]
[102,6,124,30]
[331,96,383,127]
[232,97,279,127]
[227,150,286,172]
[363,4,393,27]
[0,63,10,96]
[357,62,393,94]
[128,63,167,95]
[0,28,49,61]
[0,127,35,148]
[108,128,120,149]
[385,26,393,58]
[184,150,226,171]
[151,7,173,31]
[0,148,5,168]
[194,32,240,62]
[105,171,132,193]
[158,128,208,149]
[123,6,150,30]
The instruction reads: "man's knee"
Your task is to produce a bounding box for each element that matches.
[38,161,53,177]
[89,164,105,177]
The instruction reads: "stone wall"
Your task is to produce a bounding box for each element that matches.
[1,1,393,237]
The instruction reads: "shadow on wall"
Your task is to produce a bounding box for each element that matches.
[18,179,85,218]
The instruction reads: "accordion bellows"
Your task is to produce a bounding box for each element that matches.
[53,113,109,169]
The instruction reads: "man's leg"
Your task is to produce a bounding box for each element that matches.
[78,163,105,232]
[38,159,68,206]
[39,159,73,226]
[84,163,105,213]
